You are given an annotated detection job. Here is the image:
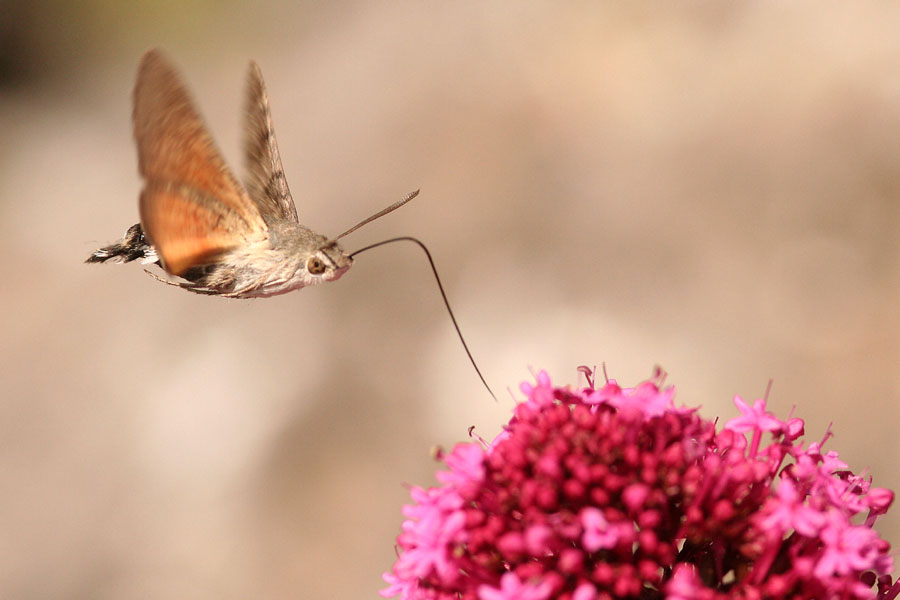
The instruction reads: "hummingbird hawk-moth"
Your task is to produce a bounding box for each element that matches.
[87,49,494,397]
[87,48,416,298]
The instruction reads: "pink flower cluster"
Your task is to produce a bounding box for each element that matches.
[381,369,898,600]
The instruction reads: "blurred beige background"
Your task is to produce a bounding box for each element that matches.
[2,1,899,598]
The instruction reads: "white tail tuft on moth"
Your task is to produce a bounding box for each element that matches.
[87,48,495,398]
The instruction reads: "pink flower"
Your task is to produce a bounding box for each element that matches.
[379,571,418,598]
[519,369,554,408]
[580,507,619,552]
[477,572,554,600]
[816,511,892,578]
[760,477,826,537]
[607,381,676,418]
[572,582,597,600]
[381,368,897,599]
[436,443,486,488]
[665,564,714,600]
[725,396,785,434]
[725,395,786,458]
[393,486,467,584]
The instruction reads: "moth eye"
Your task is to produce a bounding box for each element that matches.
[307,256,326,275]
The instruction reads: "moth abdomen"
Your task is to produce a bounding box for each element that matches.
[86,223,158,265]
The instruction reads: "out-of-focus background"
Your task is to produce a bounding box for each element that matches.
[2,2,899,598]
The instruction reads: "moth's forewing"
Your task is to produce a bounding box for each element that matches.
[133,49,267,275]
[243,61,299,224]
[139,183,262,275]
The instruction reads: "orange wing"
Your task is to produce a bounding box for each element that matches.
[133,49,267,275]
[140,183,261,275]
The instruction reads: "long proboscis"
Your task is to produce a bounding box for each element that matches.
[349,236,496,401]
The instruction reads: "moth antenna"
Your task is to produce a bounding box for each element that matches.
[349,236,496,401]
[331,189,420,243]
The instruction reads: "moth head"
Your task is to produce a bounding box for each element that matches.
[306,241,352,282]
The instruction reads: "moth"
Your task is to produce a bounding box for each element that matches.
[87,49,494,397]
[87,48,416,298]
